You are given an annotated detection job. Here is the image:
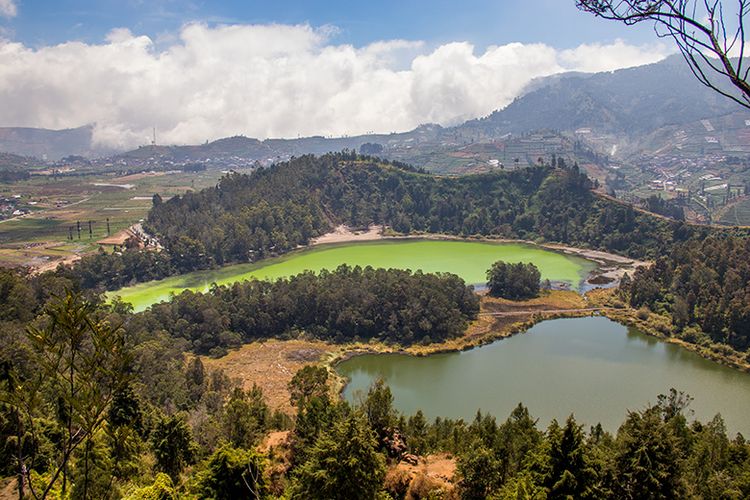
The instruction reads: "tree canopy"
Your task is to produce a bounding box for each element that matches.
[486,261,541,300]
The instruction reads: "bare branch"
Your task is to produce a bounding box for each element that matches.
[577,0,750,109]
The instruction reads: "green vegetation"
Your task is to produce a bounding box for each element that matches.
[718,196,750,226]
[2,291,749,498]
[486,261,541,300]
[337,316,750,435]
[623,235,750,351]
[4,153,750,498]
[0,169,228,267]
[136,265,479,356]
[110,240,592,312]
[143,152,678,276]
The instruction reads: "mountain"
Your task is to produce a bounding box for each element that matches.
[0,125,104,161]
[461,55,744,137]
[4,56,750,169]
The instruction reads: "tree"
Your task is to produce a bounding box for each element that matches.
[221,386,269,448]
[150,414,197,481]
[457,445,502,499]
[288,366,329,409]
[486,261,541,300]
[576,0,750,108]
[197,445,267,500]
[2,293,131,499]
[362,379,397,450]
[545,415,597,499]
[615,406,685,499]
[291,413,386,500]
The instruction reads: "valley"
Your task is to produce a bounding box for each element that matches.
[4,6,750,495]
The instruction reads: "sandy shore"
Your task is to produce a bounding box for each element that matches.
[311,224,385,245]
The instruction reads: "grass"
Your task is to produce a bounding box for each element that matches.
[110,240,597,312]
[201,339,335,414]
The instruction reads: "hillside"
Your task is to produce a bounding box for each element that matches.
[144,153,681,273]
[0,125,108,160]
[462,55,743,136]
[5,57,748,171]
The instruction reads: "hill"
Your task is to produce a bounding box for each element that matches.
[144,152,681,273]
[0,56,750,173]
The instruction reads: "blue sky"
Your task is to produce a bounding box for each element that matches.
[4,0,657,49]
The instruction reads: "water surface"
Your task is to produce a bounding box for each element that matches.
[111,239,594,311]
[338,317,750,434]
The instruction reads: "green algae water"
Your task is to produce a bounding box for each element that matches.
[110,239,594,312]
[337,317,750,435]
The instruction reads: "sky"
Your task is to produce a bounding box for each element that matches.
[0,0,673,148]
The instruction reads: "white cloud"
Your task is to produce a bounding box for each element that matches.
[0,24,672,149]
[0,0,17,18]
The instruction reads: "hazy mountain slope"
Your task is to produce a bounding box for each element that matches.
[0,125,104,160]
[463,55,740,135]
[2,56,747,165]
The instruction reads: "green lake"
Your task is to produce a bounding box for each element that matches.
[337,317,750,435]
[110,239,594,312]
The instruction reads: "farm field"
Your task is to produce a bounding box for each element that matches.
[0,168,240,268]
[110,239,596,312]
[717,196,750,226]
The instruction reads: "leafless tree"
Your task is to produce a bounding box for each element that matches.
[576,1,750,108]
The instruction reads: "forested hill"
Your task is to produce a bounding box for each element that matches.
[146,152,684,272]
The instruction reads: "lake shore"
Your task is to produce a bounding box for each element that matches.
[310,225,646,287]
[586,288,750,374]
[203,287,750,415]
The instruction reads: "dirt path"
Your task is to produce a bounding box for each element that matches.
[479,307,609,317]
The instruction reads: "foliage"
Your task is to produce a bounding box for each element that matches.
[150,414,197,481]
[288,365,329,409]
[291,412,387,500]
[623,235,750,350]
[1,292,131,499]
[196,445,267,500]
[139,265,479,354]
[124,473,178,500]
[486,261,541,300]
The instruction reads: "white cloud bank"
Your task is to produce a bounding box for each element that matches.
[0,0,17,18]
[0,23,672,149]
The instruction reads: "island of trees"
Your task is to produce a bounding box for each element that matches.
[486,261,541,300]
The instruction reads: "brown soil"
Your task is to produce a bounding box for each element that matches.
[0,478,17,500]
[311,224,385,245]
[387,453,457,498]
[259,430,291,453]
[115,171,167,182]
[97,227,134,245]
[201,339,336,415]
